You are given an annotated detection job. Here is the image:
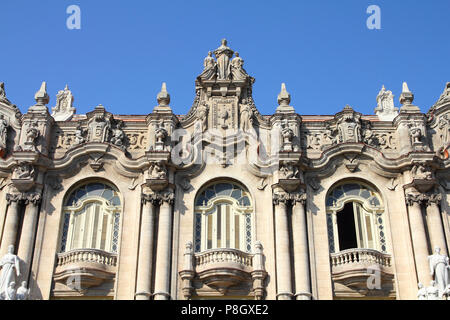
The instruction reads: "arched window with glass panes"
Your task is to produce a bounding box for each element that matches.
[326,182,387,253]
[194,181,253,253]
[59,182,122,254]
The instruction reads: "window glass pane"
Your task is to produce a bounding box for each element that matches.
[217,206,222,248]
[86,183,105,197]
[231,189,242,200]
[102,188,114,201]
[215,183,233,196]
[111,196,121,206]
[207,214,213,250]
[235,214,240,250]
[344,184,360,196]
[239,196,251,207]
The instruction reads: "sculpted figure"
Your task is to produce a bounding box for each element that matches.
[150,162,167,180]
[417,283,428,300]
[196,102,209,132]
[426,281,440,300]
[240,103,253,132]
[438,115,450,145]
[16,281,30,300]
[26,124,39,145]
[13,163,35,180]
[410,126,422,144]
[198,51,217,81]
[74,125,86,145]
[219,109,229,129]
[231,52,249,81]
[412,163,433,180]
[0,114,8,149]
[0,245,20,298]
[0,82,11,104]
[110,122,125,149]
[155,123,168,145]
[280,161,298,180]
[214,39,234,80]
[428,247,450,297]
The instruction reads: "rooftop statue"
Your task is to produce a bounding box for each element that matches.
[214,39,234,80]
[198,51,217,81]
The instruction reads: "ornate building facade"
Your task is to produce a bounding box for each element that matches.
[0,40,449,300]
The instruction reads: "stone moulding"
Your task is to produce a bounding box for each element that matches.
[53,248,118,290]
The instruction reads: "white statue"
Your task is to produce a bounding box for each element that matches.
[198,51,217,81]
[230,52,249,81]
[0,114,8,149]
[16,281,30,300]
[426,280,440,300]
[51,85,76,121]
[214,39,234,80]
[417,282,428,300]
[240,104,253,133]
[428,247,450,298]
[0,245,21,298]
[375,85,398,121]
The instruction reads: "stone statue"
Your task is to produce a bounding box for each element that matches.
[438,115,450,145]
[214,39,234,80]
[52,85,76,121]
[411,163,433,180]
[0,114,8,149]
[149,161,167,180]
[426,281,440,300]
[281,121,294,151]
[219,109,229,129]
[0,245,21,298]
[428,247,449,298]
[240,103,253,132]
[375,85,398,121]
[16,281,30,300]
[74,125,86,145]
[110,122,126,150]
[417,283,428,300]
[13,162,35,180]
[410,126,422,144]
[24,123,40,151]
[280,161,298,180]
[363,123,375,146]
[198,51,217,81]
[231,52,249,81]
[196,102,209,132]
[0,82,11,104]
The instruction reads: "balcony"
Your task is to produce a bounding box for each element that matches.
[179,242,267,299]
[54,249,118,290]
[330,249,395,298]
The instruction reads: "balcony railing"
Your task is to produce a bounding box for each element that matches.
[330,248,392,269]
[56,248,118,268]
[54,248,118,289]
[195,248,253,270]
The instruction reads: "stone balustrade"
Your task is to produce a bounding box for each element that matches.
[56,248,118,268]
[330,248,392,269]
[195,248,253,269]
[54,248,118,289]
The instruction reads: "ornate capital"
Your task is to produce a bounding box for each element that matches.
[405,193,425,207]
[158,190,175,206]
[141,193,159,206]
[6,193,23,205]
[425,192,442,207]
[291,192,307,206]
[273,192,290,206]
[25,192,42,206]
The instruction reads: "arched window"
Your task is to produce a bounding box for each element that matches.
[194,182,253,253]
[326,182,386,253]
[59,182,121,253]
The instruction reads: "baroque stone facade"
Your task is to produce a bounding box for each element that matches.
[0,40,449,300]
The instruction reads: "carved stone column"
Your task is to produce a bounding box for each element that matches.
[291,192,311,300]
[406,193,432,285]
[17,192,42,282]
[0,193,23,256]
[135,193,157,300]
[425,193,447,255]
[153,190,174,300]
[273,192,293,300]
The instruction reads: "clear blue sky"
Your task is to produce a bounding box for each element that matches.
[1,0,449,116]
